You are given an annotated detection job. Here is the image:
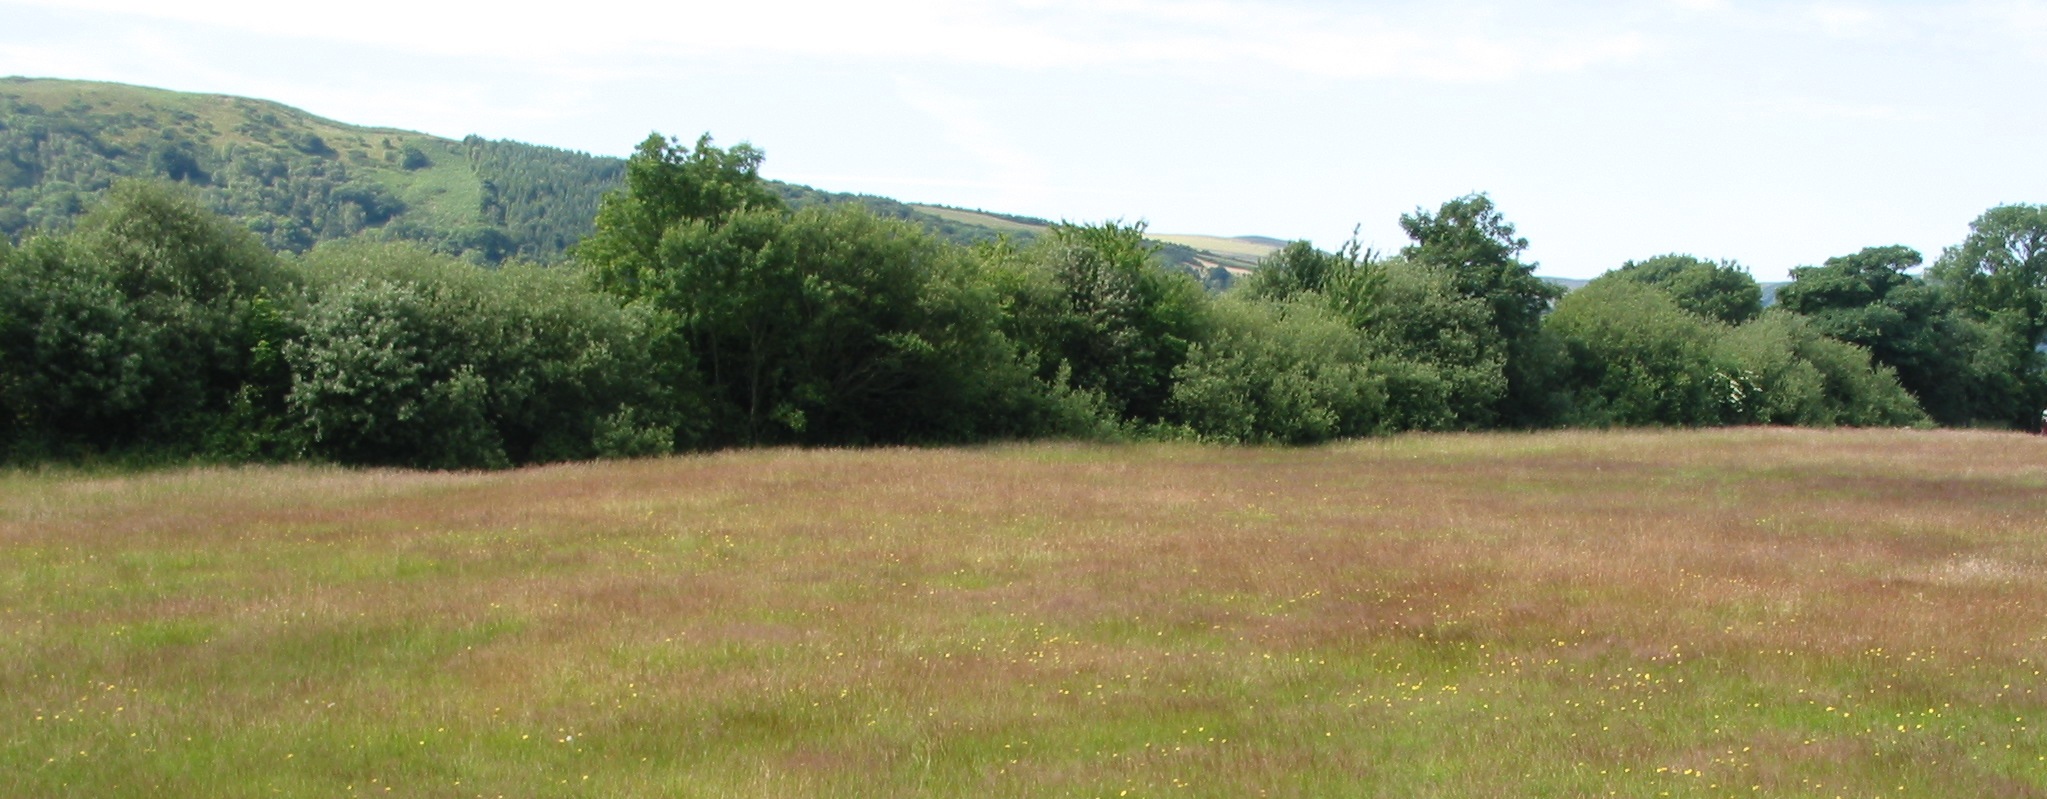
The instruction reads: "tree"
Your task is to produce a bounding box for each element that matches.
[648,205,1028,445]
[0,181,293,460]
[1927,205,2047,426]
[1606,254,1761,325]
[1547,279,1723,427]
[998,221,1210,427]
[1775,245,1986,424]
[1932,204,2047,347]
[1166,296,1386,444]
[286,241,677,468]
[577,133,782,296]
[1712,310,1925,428]
[1399,194,1565,425]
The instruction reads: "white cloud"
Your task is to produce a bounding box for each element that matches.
[0,0,1653,81]
[1970,0,2047,57]
[1807,3,1882,38]
[891,78,1054,210]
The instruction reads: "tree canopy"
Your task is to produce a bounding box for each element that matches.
[4,130,2043,470]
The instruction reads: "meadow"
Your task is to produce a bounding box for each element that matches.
[2,428,2043,798]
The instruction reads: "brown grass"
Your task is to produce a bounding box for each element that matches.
[2,428,2044,797]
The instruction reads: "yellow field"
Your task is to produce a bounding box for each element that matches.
[3,429,2043,797]
[910,205,1050,235]
[1144,234,1282,263]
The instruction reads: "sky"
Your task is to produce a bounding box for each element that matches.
[2,0,2043,280]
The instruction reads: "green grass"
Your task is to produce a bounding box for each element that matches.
[2,429,2044,797]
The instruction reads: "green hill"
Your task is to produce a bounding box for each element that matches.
[2,77,1597,293]
[0,78,1080,264]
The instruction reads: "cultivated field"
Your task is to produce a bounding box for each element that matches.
[3,429,2043,798]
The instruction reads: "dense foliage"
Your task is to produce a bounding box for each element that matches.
[3,125,2043,468]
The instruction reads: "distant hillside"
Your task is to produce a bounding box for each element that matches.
[0,78,1078,264]
[0,78,1286,282]
[1,78,1604,293]
[1,78,599,261]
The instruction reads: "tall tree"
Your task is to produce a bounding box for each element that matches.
[1399,194,1565,426]
[0,181,291,459]
[577,133,783,296]
[1775,245,1987,423]
[1932,205,2047,346]
[1929,205,2047,426]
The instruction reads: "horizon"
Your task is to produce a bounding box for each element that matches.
[3,0,2043,281]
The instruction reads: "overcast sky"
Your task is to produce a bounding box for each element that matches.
[3,0,2043,279]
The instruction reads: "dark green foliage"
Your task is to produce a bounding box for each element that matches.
[1928,205,2047,427]
[0,112,2021,471]
[1932,205,2047,347]
[1166,296,1386,443]
[1712,311,1925,427]
[458,136,625,262]
[581,133,1045,447]
[1776,246,1990,425]
[1355,259,1511,430]
[996,222,1210,427]
[1398,194,1566,426]
[399,145,431,171]
[1244,242,1505,431]
[286,241,676,468]
[0,181,292,460]
[644,206,1025,445]
[1548,280,1724,426]
[1550,279,1923,428]
[579,133,782,293]
[1607,254,1762,325]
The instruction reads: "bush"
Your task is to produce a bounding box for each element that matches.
[0,181,292,460]
[286,241,676,468]
[1548,279,1722,426]
[1166,296,1386,444]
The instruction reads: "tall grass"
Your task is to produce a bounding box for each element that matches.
[3,429,2043,797]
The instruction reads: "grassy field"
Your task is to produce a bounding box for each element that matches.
[2,429,2043,798]
[1145,234,1282,264]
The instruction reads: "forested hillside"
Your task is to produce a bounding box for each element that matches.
[0,78,1241,282]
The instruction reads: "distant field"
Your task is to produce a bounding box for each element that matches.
[4,430,2044,797]
[910,205,1050,235]
[1146,234,1284,263]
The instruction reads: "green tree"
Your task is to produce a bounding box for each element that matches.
[997,222,1211,427]
[1547,279,1723,426]
[1932,204,2047,346]
[286,241,676,469]
[1712,310,1925,427]
[1928,205,2047,426]
[0,181,293,460]
[1399,194,1566,426]
[650,206,1030,445]
[1607,254,1762,325]
[1775,246,1983,424]
[578,133,782,296]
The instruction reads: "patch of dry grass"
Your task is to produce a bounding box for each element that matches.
[3,428,2044,797]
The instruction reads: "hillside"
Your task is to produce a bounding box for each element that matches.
[0,78,1277,279]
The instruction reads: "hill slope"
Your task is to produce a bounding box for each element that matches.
[0,78,1280,279]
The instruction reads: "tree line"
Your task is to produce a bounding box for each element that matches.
[3,132,2042,468]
